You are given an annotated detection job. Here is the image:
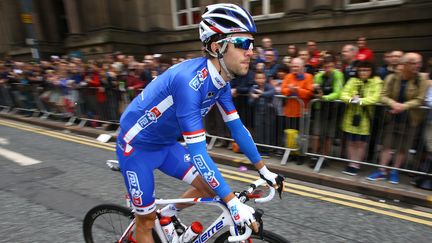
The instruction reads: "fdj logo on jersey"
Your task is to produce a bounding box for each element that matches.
[193,155,220,189]
[137,107,161,129]
[189,67,208,91]
[126,171,143,205]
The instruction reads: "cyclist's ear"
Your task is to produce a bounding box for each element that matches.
[209,42,218,53]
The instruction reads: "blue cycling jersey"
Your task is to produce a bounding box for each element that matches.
[118,57,261,199]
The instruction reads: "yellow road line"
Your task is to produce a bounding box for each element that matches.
[219,168,432,220]
[221,173,432,227]
[0,120,115,151]
[1,118,431,226]
[0,120,116,148]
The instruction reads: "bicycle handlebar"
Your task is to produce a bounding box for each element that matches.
[228,226,252,242]
[229,179,276,242]
[239,178,276,203]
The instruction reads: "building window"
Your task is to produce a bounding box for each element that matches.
[345,0,404,10]
[243,0,284,20]
[172,0,201,29]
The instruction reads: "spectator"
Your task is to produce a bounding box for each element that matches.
[341,44,359,82]
[281,57,314,130]
[287,44,298,58]
[426,57,432,80]
[340,61,383,176]
[307,40,321,69]
[377,51,391,79]
[412,83,432,190]
[310,56,344,167]
[378,50,404,80]
[249,71,276,156]
[355,36,374,62]
[272,65,290,154]
[126,63,146,99]
[367,53,428,184]
[298,49,316,75]
[263,49,280,82]
[282,56,292,68]
[257,37,279,62]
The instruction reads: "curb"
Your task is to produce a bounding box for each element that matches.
[210,152,432,208]
[1,112,431,208]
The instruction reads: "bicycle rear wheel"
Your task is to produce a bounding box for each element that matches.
[82,204,161,243]
[214,229,290,243]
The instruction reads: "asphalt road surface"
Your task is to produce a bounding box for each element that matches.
[0,119,431,243]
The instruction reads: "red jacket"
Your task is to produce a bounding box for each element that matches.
[356,47,374,62]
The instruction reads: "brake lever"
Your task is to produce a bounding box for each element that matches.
[254,208,264,240]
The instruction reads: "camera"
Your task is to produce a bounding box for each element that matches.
[352,114,361,126]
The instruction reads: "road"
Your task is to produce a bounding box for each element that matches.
[0,119,431,243]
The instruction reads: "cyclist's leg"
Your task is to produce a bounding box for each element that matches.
[159,142,215,211]
[117,145,167,243]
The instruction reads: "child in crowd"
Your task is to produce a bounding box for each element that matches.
[249,71,276,157]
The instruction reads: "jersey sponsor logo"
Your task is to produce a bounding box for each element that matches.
[206,91,214,98]
[201,107,212,117]
[137,107,161,129]
[189,67,208,91]
[135,203,156,214]
[193,154,220,189]
[183,130,206,144]
[126,171,143,205]
[184,154,191,162]
[214,77,225,88]
[198,67,209,81]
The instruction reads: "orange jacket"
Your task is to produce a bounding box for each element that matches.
[281,73,314,117]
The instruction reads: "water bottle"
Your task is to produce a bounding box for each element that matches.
[179,221,203,243]
[160,216,179,243]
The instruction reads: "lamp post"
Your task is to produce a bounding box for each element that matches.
[19,0,40,63]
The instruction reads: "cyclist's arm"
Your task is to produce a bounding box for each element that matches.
[216,85,263,167]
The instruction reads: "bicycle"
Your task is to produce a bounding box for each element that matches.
[83,160,289,243]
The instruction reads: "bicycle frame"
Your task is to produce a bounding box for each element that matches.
[106,160,271,243]
[119,197,247,243]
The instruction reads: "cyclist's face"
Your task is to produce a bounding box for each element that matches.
[224,33,254,77]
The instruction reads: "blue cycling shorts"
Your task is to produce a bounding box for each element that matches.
[116,142,198,215]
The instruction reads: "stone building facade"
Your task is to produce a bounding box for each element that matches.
[0,0,431,63]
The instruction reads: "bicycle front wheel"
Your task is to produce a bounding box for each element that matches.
[82,204,162,243]
[214,229,290,243]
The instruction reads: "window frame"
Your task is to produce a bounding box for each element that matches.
[171,0,201,30]
[243,0,284,20]
[344,0,404,10]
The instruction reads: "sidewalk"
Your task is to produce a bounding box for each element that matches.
[1,112,431,208]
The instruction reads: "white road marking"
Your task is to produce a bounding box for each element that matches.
[0,147,42,166]
[0,137,10,145]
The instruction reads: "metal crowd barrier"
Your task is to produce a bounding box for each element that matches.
[2,82,431,178]
[205,94,306,165]
[305,99,432,177]
[0,83,129,131]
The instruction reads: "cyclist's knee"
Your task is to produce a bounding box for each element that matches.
[135,211,157,230]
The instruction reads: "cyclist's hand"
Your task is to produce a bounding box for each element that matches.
[227,197,257,230]
[258,166,285,199]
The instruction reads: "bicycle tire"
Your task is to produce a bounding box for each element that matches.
[82,204,161,243]
[214,229,290,243]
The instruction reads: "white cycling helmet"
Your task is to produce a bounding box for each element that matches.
[199,3,257,43]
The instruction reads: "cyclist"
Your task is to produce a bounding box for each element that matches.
[116,3,283,243]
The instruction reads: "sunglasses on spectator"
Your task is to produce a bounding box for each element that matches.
[217,37,254,50]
